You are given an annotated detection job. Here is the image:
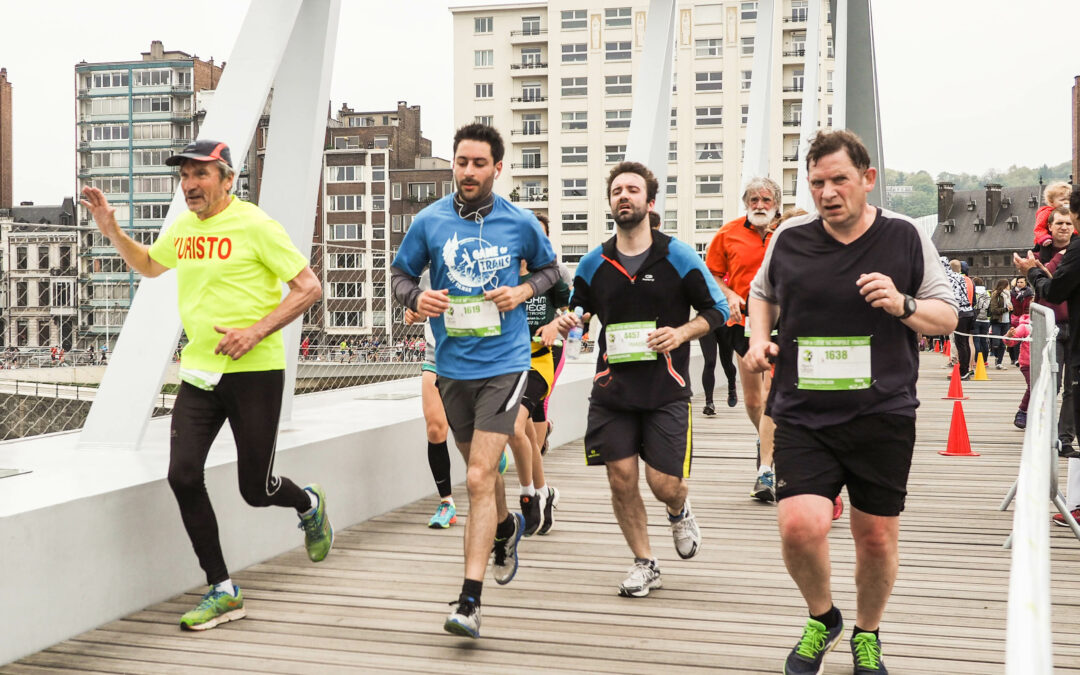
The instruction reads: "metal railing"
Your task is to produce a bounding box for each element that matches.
[510,62,548,70]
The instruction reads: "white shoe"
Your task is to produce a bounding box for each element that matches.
[670,498,701,559]
[618,559,662,597]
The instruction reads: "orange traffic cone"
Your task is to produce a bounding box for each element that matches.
[943,364,969,400]
[939,400,978,456]
[944,340,952,357]
[934,340,941,353]
[973,353,990,381]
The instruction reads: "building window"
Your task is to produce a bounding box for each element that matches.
[333,135,359,149]
[561,111,587,131]
[38,282,50,307]
[695,242,708,261]
[605,74,632,95]
[442,181,453,196]
[695,39,722,57]
[696,175,724,195]
[37,247,49,270]
[372,226,385,240]
[521,47,542,66]
[53,281,73,307]
[562,43,587,63]
[372,166,385,182]
[562,146,588,164]
[327,165,362,182]
[827,104,834,128]
[91,71,130,88]
[521,15,541,35]
[521,147,542,168]
[374,136,389,149]
[562,245,588,264]
[696,142,723,160]
[827,38,835,59]
[391,183,402,200]
[392,215,402,232]
[696,106,723,126]
[562,212,588,231]
[696,3,723,24]
[132,69,171,86]
[791,0,808,22]
[663,210,678,232]
[329,195,362,211]
[521,81,543,101]
[605,41,632,61]
[372,195,385,211]
[331,224,362,240]
[474,115,494,126]
[741,105,750,124]
[562,9,587,30]
[329,253,363,269]
[667,176,678,195]
[474,16,493,33]
[409,183,437,201]
[133,177,174,193]
[475,83,493,99]
[605,145,626,163]
[696,209,724,230]
[15,282,27,307]
[331,282,363,299]
[15,247,27,270]
[741,37,754,55]
[671,108,678,128]
[605,7,632,27]
[59,246,72,269]
[15,320,27,346]
[330,311,362,327]
[605,109,632,129]
[827,70,834,93]
[561,76,587,96]
[742,70,753,90]
[474,49,494,67]
[132,96,172,113]
[741,1,758,20]
[695,71,723,92]
[563,179,587,198]
[374,253,387,269]
[669,141,678,162]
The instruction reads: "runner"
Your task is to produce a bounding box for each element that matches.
[391,123,559,638]
[746,130,957,674]
[536,212,574,458]
[80,139,332,631]
[557,161,729,597]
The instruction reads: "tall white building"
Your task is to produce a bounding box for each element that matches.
[451,0,835,264]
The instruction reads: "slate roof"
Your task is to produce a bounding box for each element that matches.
[931,184,1042,253]
[3,198,76,227]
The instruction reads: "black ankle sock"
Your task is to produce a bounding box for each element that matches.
[852,625,879,638]
[461,579,483,604]
[811,606,842,630]
[495,514,516,539]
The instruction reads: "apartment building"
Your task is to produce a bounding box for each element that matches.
[451,0,834,264]
[74,41,223,350]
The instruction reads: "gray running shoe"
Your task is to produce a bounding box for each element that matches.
[752,470,777,502]
[444,596,481,639]
[618,559,662,597]
[851,632,888,673]
[784,616,844,675]
[492,512,524,584]
[670,498,701,559]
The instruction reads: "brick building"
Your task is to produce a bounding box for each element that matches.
[0,68,12,210]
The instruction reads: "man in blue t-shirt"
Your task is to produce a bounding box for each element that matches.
[391,123,559,639]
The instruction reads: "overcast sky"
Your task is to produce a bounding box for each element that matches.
[0,0,1075,204]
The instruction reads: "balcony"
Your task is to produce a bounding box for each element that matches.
[510,96,547,110]
[510,62,549,77]
[509,189,549,209]
[782,85,804,93]
[782,119,801,128]
[783,15,808,25]
[782,153,799,163]
[782,49,806,58]
[510,127,547,139]
[510,162,547,176]
[509,28,547,45]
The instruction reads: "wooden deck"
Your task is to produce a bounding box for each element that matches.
[6,353,1080,674]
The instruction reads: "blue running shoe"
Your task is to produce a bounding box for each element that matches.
[428,500,457,529]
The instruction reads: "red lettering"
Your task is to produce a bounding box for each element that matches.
[206,236,219,259]
[183,237,194,259]
[218,237,232,259]
[195,236,205,259]
[174,238,183,258]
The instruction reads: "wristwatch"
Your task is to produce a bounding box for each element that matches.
[899,293,917,320]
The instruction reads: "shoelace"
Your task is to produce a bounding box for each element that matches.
[449,598,478,617]
[759,472,775,488]
[434,503,451,519]
[851,634,881,668]
[795,623,828,658]
[196,589,221,611]
[493,538,507,566]
[298,509,322,537]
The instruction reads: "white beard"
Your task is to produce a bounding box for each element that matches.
[747,207,778,227]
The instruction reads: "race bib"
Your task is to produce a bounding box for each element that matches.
[444,295,501,337]
[607,321,657,363]
[796,336,871,390]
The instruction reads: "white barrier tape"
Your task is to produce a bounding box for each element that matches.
[949,331,1031,342]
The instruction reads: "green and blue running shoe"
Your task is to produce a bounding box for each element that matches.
[298,484,333,562]
[498,449,508,475]
[784,615,844,674]
[852,632,888,673]
[179,586,245,631]
[428,499,458,529]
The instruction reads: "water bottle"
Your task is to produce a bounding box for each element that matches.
[565,307,584,360]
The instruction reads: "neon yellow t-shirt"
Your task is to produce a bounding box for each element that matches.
[148,197,308,373]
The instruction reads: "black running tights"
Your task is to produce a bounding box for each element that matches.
[168,370,310,585]
[699,325,737,403]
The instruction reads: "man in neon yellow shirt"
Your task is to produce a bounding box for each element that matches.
[80,139,331,632]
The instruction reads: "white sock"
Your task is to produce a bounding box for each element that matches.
[520,483,535,497]
[442,496,455,506]
[214,579,236,596]
[758,464,772,475]
[535,483,547,496]
[301,488,318,516]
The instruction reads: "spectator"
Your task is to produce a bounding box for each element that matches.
[971,277,991,365]
[988,279,1012,368]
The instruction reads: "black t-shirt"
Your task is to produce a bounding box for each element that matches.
[617,249,649,278]
[750,209,956,429]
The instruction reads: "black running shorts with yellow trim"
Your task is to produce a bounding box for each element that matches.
[523,343,555,421]
[773,413,915,517]
[584,398,693,478]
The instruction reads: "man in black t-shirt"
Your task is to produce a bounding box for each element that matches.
[746,130,957,675]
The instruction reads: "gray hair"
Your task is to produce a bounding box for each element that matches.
[741,176,781,206]
[213,159,236,181]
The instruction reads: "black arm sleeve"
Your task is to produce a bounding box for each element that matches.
[1030,239,1080,304]
[524,260,560,298]
[391,266,422,312]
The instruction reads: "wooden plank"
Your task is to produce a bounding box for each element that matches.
[8,354,1080,673]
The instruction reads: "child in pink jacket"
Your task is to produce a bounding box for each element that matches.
[1008,314,1032,428]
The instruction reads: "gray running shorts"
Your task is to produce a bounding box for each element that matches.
[436,371,528,444]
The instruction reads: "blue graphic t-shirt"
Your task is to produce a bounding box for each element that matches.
[392,193,556,380]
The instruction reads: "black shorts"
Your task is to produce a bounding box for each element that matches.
[521,369,549,420]
[584,399,692,478]
[773,413,915,516]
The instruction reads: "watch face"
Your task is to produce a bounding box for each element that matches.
[905,295,917,316]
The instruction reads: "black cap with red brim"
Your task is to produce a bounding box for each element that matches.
[165,139,233,167]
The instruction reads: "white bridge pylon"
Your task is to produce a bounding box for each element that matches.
[79,0,341,450]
